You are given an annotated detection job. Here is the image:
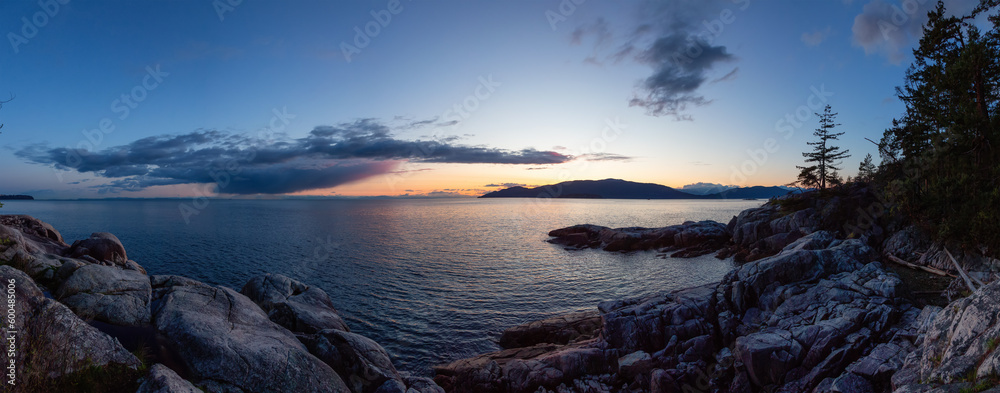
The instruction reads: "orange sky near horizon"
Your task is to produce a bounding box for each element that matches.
[283,161,792,198]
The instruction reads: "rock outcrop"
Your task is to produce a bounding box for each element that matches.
[547,220,729,257]
[151,274,350,392]
[892,280,1000,392]
[439,214,1000,393]
[499,310,602,349]
[241,273,350,333]
[136,364,202,393]
[57,263,152,326]
[0,215,445,393]
[0,265,142,391]
[68,232,128,265]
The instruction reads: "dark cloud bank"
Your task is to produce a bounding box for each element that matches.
[17,119,586,195]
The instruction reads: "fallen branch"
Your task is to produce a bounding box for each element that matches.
[886,254,953,277]
[944,247,978,292]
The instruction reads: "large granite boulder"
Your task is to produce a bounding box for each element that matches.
[56,263,151,326]
[0,266,141,390]
[68,232,128,264]
[150,275,350,393]
[241,273,350,333]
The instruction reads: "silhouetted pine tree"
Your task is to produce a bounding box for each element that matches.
[797,105,850,190]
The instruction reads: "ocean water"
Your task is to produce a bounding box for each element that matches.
[0,198,763,375]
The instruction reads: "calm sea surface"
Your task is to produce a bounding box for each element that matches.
[0,198,763,375]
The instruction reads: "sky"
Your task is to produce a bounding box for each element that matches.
[0,0,984,199]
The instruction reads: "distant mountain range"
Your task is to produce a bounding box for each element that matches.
[478,179,796,200]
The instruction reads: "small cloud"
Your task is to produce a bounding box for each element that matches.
[484,183,527,188]
[850,0,977,65]
[579,153,633,162]
[425,191,469,198]
[801,27,832,47]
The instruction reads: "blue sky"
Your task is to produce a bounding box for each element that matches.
[0,0,980,198]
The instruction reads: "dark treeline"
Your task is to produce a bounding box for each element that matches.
[876,0,1000,253]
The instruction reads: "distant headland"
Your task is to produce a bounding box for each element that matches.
[479,179,796,200]
[0,194,33,200]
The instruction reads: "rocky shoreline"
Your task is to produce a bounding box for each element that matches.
[1,186,999,392]
[438,186,1000,393]
[0,214,443,393]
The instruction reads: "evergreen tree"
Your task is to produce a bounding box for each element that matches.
[797,105,850,190]
[857,153,876,183]
[879,0,1000,251]
[792,165,820,190]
